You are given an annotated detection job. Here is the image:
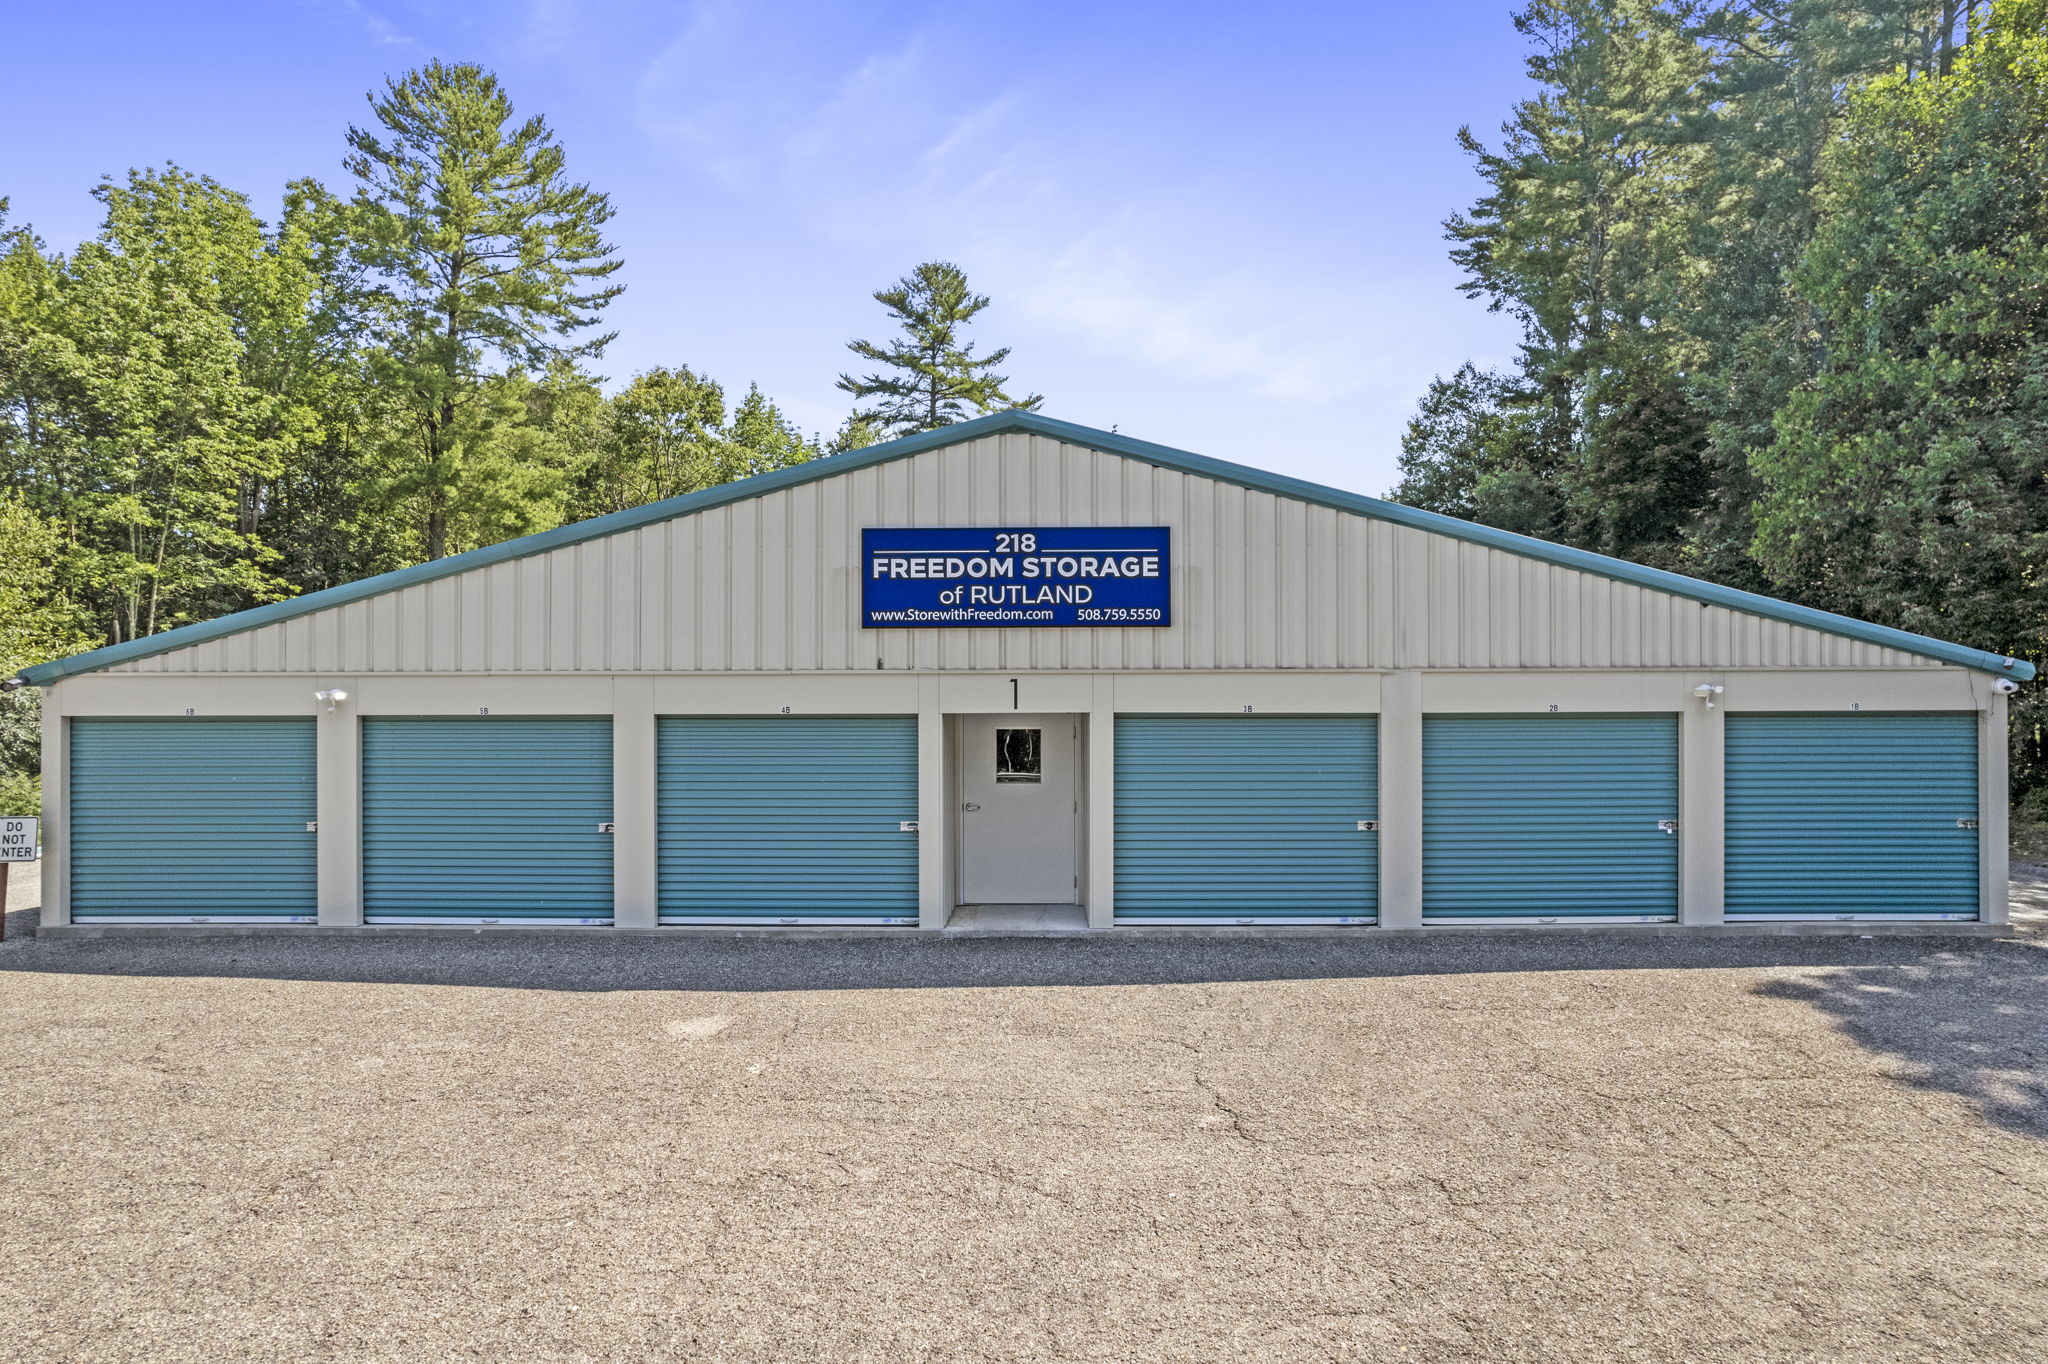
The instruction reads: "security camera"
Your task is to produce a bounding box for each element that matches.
[1994,678,2020,695]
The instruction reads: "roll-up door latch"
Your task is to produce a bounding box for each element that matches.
[899,821,920,832]
[1957,818,1979,830]
[598,822,615,834]
[1356,820,1379,832]
[1658,820,1678,834]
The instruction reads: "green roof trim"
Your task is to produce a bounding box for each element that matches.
[16,410,2034,685]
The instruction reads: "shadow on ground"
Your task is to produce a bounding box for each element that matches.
[1742,864,2048,1142]
[1754,952,2048,1140]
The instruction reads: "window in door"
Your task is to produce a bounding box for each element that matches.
[996,728,1042,782]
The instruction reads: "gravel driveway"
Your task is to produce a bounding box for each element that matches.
[3,880,2045,1363]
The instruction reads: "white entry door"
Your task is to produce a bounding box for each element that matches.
[959,713,1080,904]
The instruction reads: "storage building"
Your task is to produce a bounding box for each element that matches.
[15,412,2031,936]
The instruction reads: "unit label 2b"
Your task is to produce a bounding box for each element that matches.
[861,527,1171,629]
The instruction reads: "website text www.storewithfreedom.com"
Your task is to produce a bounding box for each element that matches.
[867,607,1057,623]
[860,526,1172,630]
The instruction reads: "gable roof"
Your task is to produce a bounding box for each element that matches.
[14,410,2034,684]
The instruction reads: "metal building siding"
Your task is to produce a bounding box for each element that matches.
[361,717,614,923]
[1725,713,1979,920]
[1423,714,1680,921]
[69,718,316,922]
[1113,715,1378,923]
[105,432,1937,677]
[657,716,919,924]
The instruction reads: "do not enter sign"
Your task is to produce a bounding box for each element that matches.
[0,817,37,861]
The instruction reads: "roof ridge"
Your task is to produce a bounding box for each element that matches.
[14,411,2033,683]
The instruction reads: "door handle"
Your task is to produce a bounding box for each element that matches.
[962,802,981,812]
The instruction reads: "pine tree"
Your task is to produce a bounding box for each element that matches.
[344,61,622,558]
[1429,2,1720,562]
[836,261,1041,436]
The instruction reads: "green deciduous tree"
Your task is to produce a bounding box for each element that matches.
[827,413,885,455]
[0,493,87,815]
[228,179,411,596]
[570,368,818,520]
[1409,0,2040,803]
[573,365,727,517]
[725,384,820,475]
[344,60,622,558]
[1414,0,1970,588]
[0,175,362,801]
[1750,0,2048,791]
[1,169,304,642]
[837,261,1041,436]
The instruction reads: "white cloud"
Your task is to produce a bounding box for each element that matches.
[609,0,1508,461]
[632,29,1355,400]
[307,0,418,48]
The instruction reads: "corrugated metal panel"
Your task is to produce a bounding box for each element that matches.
[70,718,316,922]
[104,433,1939,676]
[362,716,613,923]
[657,716,919,924]
[1114,715,1377,924]
[1423,714,1679,922]
[1726,713,1978,920]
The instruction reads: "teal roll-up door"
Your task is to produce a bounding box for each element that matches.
[658,716,919,925]
[1424,714,1679,922]
[1726,713,1978,921]
[1114,715,1377,924]
[362,716,613,924]
[70,718,317,923]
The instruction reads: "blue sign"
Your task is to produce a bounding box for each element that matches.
[862,527,1171,628]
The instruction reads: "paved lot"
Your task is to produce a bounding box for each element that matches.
[2,881,2046,1362]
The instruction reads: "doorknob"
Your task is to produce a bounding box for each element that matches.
[962,802,981,812]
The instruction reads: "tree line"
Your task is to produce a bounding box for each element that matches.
[0,63,1037,812]
[6,10,2045,816]
[1394,0,2047,813]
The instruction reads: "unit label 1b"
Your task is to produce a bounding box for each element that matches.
[861,527,1171,629]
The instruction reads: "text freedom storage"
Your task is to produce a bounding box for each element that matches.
[861,527,1172,629]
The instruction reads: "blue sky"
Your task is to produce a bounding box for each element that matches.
[6,1,1530,495]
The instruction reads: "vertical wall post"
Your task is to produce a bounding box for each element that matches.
[315,684,362,926]
[37,684,68,928]
[1378,670,1423,929]
[611,676,658,929]
[1679,683,1726,926]
[1981,689,2009,926]
[1086,675,1116,929]
[917,676,947,930]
